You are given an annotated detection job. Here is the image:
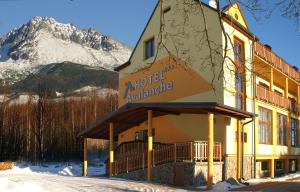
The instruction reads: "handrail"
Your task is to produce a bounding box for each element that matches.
[256,84,300,114]
[111,141,222,176]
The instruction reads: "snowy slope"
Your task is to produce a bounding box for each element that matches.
[0,16,131,84]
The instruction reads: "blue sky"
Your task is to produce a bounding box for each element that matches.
[0,0,299,67]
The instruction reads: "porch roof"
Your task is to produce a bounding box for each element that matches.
[78,102,254,139]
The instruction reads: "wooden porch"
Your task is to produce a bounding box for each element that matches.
[111,141,222,176]
[78,102,254,189]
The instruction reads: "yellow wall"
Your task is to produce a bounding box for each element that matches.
[116,0,300,163]
[119,0,224,106]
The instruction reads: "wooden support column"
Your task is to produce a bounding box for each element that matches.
[83,138,88,176]
[285,78,289,99]
[237,120,241,180]
[270,158,275,178]
[272,109,277,154]
[284,158,289,174]
[147,110,153,182]
[270,68,274,91]
[207,113,214,189]
[109,122,114,177]
[287,115,291,154]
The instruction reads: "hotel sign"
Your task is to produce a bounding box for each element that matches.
[123,64,174,102]
[119,56,213,106]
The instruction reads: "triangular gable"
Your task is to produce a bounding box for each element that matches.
[224,2,248,29]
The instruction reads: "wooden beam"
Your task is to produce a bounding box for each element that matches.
[237,120,241,180]
[147,110,153,182]
[272,109,277,155]
[284,158,289,174]
[285,78,289,99]
[109,122,114,177]
[270,68,274,91]
[83,138,88,177]
[207,113,214,189]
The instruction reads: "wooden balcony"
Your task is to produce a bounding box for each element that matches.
[256,85,300,114]
[111,141,222,176]
[254,42,300,82]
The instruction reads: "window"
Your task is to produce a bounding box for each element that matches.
[275,160,283,171]
[291,118,298,147]
[145,38,155,59]
[258,82,269,89]
[277,113,287,145]
[134,129,155,142]
[234,37,245,110]
[261,161,269,171]
[289,98,298,113]
[289,159,297,172]
[258,107,272,144]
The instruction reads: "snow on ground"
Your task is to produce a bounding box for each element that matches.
[1,162,300,192]
[247,171,300,185]
[0,163,185,192]
[0,162,105,177]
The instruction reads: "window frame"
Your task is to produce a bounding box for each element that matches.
[144,37,155,60]
[233,36,246,111]
[291,118,298,147]
[258,107,272,145]
[277,113,287,146]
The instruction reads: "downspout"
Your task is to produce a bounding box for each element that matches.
[241,118,254,181]
[252,40,257,179]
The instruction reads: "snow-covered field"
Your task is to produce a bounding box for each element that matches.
[1,163,300,192]
[0,163,185,192]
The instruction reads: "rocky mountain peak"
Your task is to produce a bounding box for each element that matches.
[0,16,132,84]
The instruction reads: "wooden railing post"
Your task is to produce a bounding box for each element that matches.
[190,142,193,162]
[153,149,155,167]
[126,157,129,173]
[83,138,88,177]
[219,143,222,162]
[142,153,145,170]
[174,143,177,162]
[109,123,114,177]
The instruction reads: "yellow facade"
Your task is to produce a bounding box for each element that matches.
[115,0,299,180]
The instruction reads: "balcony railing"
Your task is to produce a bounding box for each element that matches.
[111,141,222,176]
[256,85,289,109]
[256,85,300,114]
[254,42,300,82]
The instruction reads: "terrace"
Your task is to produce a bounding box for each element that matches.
[254,42,300,82]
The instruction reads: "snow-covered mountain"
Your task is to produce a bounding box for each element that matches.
[0,16,132,84]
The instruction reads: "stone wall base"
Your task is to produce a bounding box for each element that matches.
[116,161,223,187]
[224,156,254,180]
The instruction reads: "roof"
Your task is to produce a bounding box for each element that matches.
[78,102,254,139]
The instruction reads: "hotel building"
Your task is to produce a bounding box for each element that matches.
[79,0,300,188]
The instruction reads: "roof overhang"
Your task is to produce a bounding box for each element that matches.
[78,102,254,139]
